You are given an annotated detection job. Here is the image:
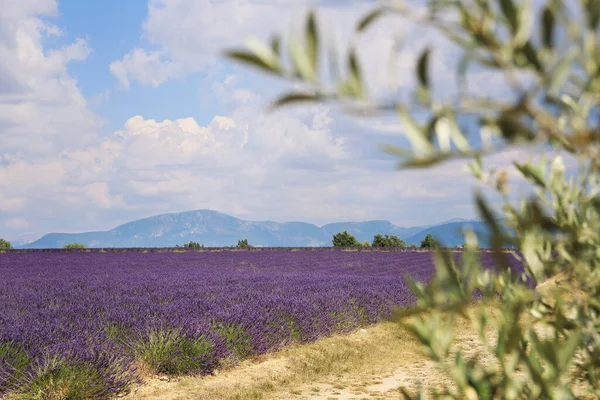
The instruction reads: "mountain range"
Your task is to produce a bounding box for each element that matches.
[14,210,496,249]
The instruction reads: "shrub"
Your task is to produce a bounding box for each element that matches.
[236,239,251,248]
[214,323,253,361]
[63,243,86,249]
[0,238,12,250]
[332,231,360,247]
[131,329,213,376]
[0,342,31,391]
[372,234,406,248]
[12,354,134,399]
[180,241,202,249]
[419,234,438,249]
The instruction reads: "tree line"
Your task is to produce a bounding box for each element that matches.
[332,231,438,248]
[0,235,438,250]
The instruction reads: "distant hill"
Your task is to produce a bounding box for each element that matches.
[19,210,497,249]
[321,220,426,243]
[405,221,496,247]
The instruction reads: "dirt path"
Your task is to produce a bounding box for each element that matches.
[124,319,474,400]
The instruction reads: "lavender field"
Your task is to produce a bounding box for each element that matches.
[0,249,525,398]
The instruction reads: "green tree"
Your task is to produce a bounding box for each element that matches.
[332,231,360,247]
[183,241,202,249]
[0,238,13,250]
[419,234,438,249]
[63,243,86,249]
[372,234,407,248]
[236,239,251,248]
[226,0,600,396]
[361,240,371,247]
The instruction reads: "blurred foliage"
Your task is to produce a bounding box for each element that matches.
[0,238,12,250]
[63,243,86,249]
[226,0,600,397]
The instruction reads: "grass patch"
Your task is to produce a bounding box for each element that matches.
[0,342,31,372]
[104,322,132,342]
[0,342,31,390]
[214,323,253,361]
[8,356,123,400]
[131,329,213,376]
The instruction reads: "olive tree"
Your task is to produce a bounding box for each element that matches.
[0,238,12,250]
[419,234,438,249]
[226,0,600,397]
[236,239,252,248]
[63,243,86,249]
[332,231,361,247]
[372,233,407,248]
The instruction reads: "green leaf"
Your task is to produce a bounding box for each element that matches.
[397,107,433,157]
[400,155,450,168]
[270,35,281,58]
[225,50,282,75]
[513,0,534,47]
[305,10,319,78]
[549,156,565,186]
[290,37,315,82]
[434,249,463,294]
[416,48,431,90]
[541,6,555,49]
[348,48,361,84]
[357,8,385,32]
[521,231,544,281]
[475,192,500,235]
[446,112,470,152]
[499,0,519,33]
[434,117,451,153]
[337,48,364,99]
[585,0,600,30]
[590,196,600,213]
[379,144,412,158]
[557,330,581,370]
[269,92,321,110]
[548,48,577,97]
[496,112,536,142]
[458,50,474,92]
[514,162,546,188]
[519,41,543,72]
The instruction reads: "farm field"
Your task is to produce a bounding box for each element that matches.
[0,249,525,398]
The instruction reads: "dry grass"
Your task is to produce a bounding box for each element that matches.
[125,311,495,400]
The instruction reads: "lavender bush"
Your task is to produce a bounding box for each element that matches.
[0,249,525,397]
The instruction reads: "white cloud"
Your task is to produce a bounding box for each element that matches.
[5,217,29,229]
[110,48,182,89]
[0,0,57,19]
[0,0,99,156]
[110,0,375,88]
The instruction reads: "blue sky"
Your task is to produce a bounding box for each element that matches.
[0,0,543,241]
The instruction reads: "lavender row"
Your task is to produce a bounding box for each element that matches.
[0,250,526,397]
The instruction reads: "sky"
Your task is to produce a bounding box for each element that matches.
[0,0,548,241]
